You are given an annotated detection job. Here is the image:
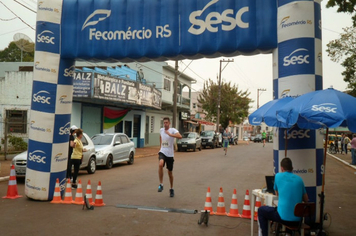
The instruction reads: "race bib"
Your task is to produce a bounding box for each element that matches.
[162,141,169,147]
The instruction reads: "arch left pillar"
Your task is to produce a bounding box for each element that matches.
[25,0,75,200]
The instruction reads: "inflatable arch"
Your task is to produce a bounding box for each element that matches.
[28,0,322,220]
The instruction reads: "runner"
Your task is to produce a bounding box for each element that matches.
[158,117,182,197]
[262,130,267,147]
[223,128,231,156]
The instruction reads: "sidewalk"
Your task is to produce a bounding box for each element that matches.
[327,150,356,170]
[0,146,160,179]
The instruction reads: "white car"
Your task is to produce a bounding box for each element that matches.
[12,133,97,177]
[91,133,135,169]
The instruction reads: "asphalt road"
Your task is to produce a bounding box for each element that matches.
[0,142,355,236]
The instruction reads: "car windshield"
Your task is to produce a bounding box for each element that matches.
[182,133,195,138]
[92,135,114,145]
[201,131,214,137]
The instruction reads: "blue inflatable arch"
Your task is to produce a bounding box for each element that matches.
[29,0,323,221]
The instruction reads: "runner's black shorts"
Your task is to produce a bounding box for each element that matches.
[158,152,174,171]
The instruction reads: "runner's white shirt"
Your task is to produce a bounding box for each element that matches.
[159,127,179,157]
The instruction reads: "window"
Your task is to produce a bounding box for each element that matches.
[120,135,129,143]
[115,121,123,133]
[193,103,197,109]
[6,110,27,133]
[82,135,88,146]
[150,116,154,133]
[125,121,132,137]
[114,135,121,144]
[164,78,171,91]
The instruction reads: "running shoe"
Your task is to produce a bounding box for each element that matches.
[158,184,163,192]
[170,189,174,197]
[72,184,77,189]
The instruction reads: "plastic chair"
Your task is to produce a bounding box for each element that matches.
[276,202,316,236]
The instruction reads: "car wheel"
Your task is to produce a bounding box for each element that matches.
[127,152,134,165]
[177,147,181,152]
[212,143,215,149]
[193,144,196,152]
[202,145,206,149]
[87,157,96,174]
[106,154,113,169]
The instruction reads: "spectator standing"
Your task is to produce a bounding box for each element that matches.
[351,134,356,165]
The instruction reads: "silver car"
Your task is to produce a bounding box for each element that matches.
[12,133,97,177]
[91,133,135,169]
[177,132,202,152]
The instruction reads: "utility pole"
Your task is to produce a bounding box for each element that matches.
[173,60,178,128]
[216,59,234,132]
[257,88,266,109]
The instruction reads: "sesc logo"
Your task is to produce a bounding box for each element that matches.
[283,48,310,67]
[37,30,55,44]
[28,150,47,164]
[311,103,337,113]
[64,65,75,77]
[82,9,111,30]
[251,117,259,124]
[188,0,249,35]
[59,122,71,135]
[284,129,310,139]
[59,178,67,191]
[33,90,51,104]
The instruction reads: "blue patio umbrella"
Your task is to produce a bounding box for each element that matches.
[249,96,294,127]
[276,88,356,233]
[249,96,294,157]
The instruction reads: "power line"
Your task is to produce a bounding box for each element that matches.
[180,61,206,82]
[14,0,37,13]
[0,1,35,30]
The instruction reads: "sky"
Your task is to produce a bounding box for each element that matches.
[0,0,353,112]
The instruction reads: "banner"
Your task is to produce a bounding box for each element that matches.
[61,0,277,61]
[73,72,92,97]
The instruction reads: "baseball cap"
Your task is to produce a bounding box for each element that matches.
[70,125,78,130]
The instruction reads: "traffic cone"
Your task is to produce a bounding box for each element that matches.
[62,179,74,204]
[227,189,241,217]
[94,181,105,207]
[85,180,94,205]
[2,165,22,199]
[50,178,62,204]
[203,187,214,215]
[73,179,84,205]
[241,190,251,219]
[214,187,227,216]
[254,196,262,221]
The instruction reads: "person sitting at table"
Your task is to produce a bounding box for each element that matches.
[258,157,308,236]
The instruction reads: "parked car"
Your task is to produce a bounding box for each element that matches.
[250,136,256,141]
[254,134,262,143]
[201,130,219,149]
[177,132,202,152]
[91,133,135,169]
[243,136,250,141]
[12,133,97,177]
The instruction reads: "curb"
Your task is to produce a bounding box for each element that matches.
[327,153,356,170]
[0,176,10,182]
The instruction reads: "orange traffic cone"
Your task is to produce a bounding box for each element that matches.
[62,179,74,204]
[2,165,22,199]
[50,178,62,204]
[227,189,241,217]
[241,190,251,219]
[254,196,262,221]
[73,179,84,205]
[94,181,105,207]
[214,187,227,216]
[203,187,214,215]
[85,180,94,205]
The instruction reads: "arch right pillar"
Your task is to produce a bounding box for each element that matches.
[273,0,323,222]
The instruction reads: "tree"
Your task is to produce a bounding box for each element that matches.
[198,78,252,129]
[326,27,356,96]
[0,41,34,62]
[326,0,356,26]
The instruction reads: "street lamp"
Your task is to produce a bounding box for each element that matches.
[257,88,266,109]
[216,59,234,132]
